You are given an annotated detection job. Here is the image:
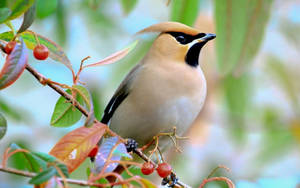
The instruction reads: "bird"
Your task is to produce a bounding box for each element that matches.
[100,21,216,154]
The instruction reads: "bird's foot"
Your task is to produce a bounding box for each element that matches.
[162,172,178,187]
[125,138,138,152]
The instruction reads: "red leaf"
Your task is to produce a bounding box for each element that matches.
[0,40,28,89]
[49,123,106,173]
[83,40,138,68]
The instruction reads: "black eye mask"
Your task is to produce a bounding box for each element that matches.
[167,32,206,44]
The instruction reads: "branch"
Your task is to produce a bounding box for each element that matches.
[0,165,127,187]
[25,64,190,188]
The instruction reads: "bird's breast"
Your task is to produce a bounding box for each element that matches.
[110,62,206,146]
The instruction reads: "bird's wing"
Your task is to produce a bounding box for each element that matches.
[101,64,142,124]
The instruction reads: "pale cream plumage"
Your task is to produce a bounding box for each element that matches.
[101,22,215,150]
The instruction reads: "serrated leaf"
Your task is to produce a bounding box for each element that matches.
[50,89,84,127]
[32,152,57,163]
[0,8,11,23]
[121,0,138,15]
[29,166,57,185]
[94,136,131,173]
[17,3,36,33]
[0,112,7,140]
[49,123,106,173]
[83,40,138,68]
[0,39,28,90]
[214,0,273,75]
[170,0,199,26]
[6,0,35,21]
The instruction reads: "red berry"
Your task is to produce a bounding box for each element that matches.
[156,163,172,178]
[33,44,49,60]
[88,146,98,158]
[141,162,155,175]
[5,41,17,54]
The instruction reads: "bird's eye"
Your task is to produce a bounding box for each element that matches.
[175,35,186,44]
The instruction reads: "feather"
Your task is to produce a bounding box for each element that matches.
[101,64,142,124]
[136,21,200,36]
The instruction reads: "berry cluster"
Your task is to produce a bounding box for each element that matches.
[141,162,172,178]
[125,139,138,152]
[5,41,49,60]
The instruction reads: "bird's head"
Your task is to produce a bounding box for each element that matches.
[138,22,216,67]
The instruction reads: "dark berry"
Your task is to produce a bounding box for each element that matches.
[141,162,155,175]
[88,146,98,158]
[157,162,172,178]
[33,44,49,60]
[161,177,169,185]
[5,41,17,54]
[125,139,138,152]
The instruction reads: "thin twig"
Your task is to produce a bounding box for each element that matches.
[24,64,190,187]
[0,165,138,187]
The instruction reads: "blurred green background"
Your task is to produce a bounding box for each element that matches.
[1,0,300,187]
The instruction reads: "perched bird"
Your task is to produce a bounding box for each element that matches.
[101,22,215,153]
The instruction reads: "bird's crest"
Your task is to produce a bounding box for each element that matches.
[137,22,200,36]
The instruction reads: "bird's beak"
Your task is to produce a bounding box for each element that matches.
[197,33,216,43]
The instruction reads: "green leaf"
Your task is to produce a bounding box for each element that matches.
[0,112,7,140]
[72,85,91,109]
[17,3,36,33]
[55,0,66,44]
[50,89,84,127]
[32,152,57,163]
[0,8,11,23]
[72,85,95,127]
[90,87,104,120]
[223,74,252,143]
[29,166,57,185]
[121,0,138,15]
[0,31,14,41]
[170,0,199,26]
[279,18,300,48]
[255,108,293,165]
[266,56,300,114]
[0,96,26,121]
[214,0,273,75]
[36,0,57,19]
[0,1,6,8]
[6,0,35,21]
[0,39,28,90]
[9,143,47,172]
[56,163,69,178]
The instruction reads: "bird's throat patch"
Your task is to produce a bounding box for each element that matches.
[185,42,205,67]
